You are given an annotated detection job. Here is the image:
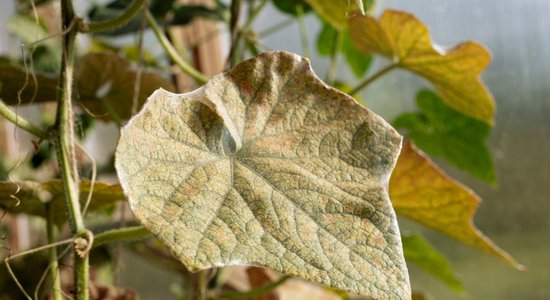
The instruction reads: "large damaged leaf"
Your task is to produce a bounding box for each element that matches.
[390,143,524,270]
[116,51,410,298]
[349,10,495,124]
[0,180,125,225]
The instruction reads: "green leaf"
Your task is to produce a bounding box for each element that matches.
[342,31,372,78]
[349,10,495,124]
[116,51,410,298]
[272,0,312,16]
[316,22,338,56]
[402,232,463,292]
[390,143,524,270]
[74,52,175,122]
[0,180,125,225]
[395,90,495,184]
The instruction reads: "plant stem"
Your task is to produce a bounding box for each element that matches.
[258,17,294,38]
[296,4,310,58]
[0,99,48,138]
[228,0,243,68]
[197,269,208,300]
[326,31,343,85]
[220,275,291,299]
[348,63,398,96]
[57,1,89,299]
[92,226,150,248]
[146,11,209,84]
[46,204,62,300]
[79,0,145,33]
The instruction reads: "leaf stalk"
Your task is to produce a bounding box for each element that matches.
[349,63,398,96]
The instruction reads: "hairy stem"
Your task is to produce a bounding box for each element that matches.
[79,0,145,33]
[348,64,398,96]
[93,226,151,248]
[0,99,48,138]
[146,11,209,84]
[57,1,89,299]
[46,204,62,300]
[220,275,291,299]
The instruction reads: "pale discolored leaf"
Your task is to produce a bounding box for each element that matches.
[390,143,524,270]
[0,180,125,225]
[116,51,410,298]
[349,10,495,124]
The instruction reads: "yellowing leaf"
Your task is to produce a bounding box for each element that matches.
[349,10,495,124]
[306,0,365,31]
[0,180,125,225]
[390,143,524,270]
[116,51,411,298]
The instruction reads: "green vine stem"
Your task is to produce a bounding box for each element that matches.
[227,0,243,68]
[348,63,398,96]
[296,4,310,58]
[146,11,209,85]
[220,275,292,299]
[0,99,48,139]
[78,0,145,33]
[56,1,90,299]
[326,31,343,85]
[92,226,151,248]
[46,204,63,300]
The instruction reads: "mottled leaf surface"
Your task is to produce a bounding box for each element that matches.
[402,232,463,292]
[116,51,410,298]
[349,10,495,124]
[394,90,495,184]
[0,180,125,225]
[390,143,523,270]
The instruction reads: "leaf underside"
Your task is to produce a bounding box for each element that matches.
[116,51,410,299]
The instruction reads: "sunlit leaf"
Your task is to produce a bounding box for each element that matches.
[306,0,365,31]
[0,180,125,225]
[402,232,463,292]
[390,143,524,270]
[349,10,495,124]
[394,90,495,184]
[116,51,410,298]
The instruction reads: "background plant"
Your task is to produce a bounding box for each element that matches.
[0,0,526,299]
